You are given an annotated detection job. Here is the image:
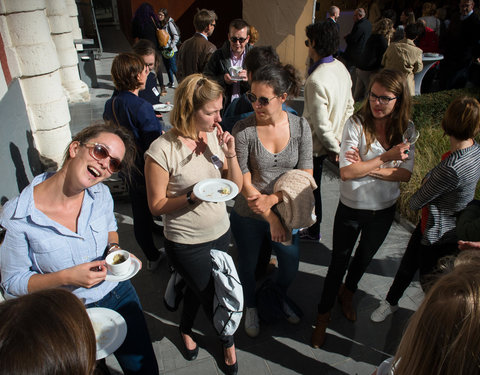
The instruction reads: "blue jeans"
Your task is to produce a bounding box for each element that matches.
[162,52,177,85]
[230,210,300,307]
[87,281,159,375]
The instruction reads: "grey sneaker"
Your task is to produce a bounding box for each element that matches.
[282,300,301,324]
[244,307,260,337]
[370,300,398,322]
[147,248,166,271]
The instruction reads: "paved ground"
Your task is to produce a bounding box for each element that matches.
[68,25,423,375]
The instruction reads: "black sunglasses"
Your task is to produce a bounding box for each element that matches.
[246,92,281,106]
[230,37,247,44]
[82,143,122,173]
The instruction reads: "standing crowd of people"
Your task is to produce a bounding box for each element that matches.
[0,1,480,375]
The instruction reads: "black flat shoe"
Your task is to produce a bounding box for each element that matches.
[225,361,238,375]
[179,329,199,361]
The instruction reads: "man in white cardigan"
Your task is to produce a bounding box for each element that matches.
[300,20,354,241]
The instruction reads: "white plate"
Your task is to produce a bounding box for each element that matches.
[87,307,127,360]
[423,52,440,57]
[193,178,239,202]
[105,256,141,282]
[153,103,173,113]
[230,77,245,81]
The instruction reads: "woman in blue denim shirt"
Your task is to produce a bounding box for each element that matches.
[0,124,159,374]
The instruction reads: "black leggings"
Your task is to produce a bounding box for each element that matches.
[318,201,396,314]
[386,223,458,305]
[164,230,234,348]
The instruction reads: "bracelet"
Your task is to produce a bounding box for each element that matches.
[225,154,237,159]
[186,191,196,205]
[107,242,121,253]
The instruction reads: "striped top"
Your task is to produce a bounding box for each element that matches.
[410,142,480,245]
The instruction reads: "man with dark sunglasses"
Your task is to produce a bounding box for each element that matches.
[204,18,253,109]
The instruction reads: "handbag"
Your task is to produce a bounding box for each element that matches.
[151,17,169,48]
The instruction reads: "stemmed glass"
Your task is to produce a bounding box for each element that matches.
[402,126,419,154]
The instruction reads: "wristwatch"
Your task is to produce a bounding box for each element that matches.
[186,191,196,205]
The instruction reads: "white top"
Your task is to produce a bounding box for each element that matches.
[339,117,415,210]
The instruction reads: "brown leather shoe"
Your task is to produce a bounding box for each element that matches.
[338,284,356,321]
[311,312,330,348]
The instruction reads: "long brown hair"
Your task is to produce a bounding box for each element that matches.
[392,263,480,375]
[0,289,96,375]
[354,69,411,153]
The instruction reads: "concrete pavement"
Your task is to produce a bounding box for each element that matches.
[68,25,423,375]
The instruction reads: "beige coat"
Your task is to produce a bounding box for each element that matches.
[382,38,423,95]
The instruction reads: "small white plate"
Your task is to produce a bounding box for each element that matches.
[153,103,174,113]
[230,77,244,81]
[193,178,239,202]
[87,307,127,360]
[105,256,141,282]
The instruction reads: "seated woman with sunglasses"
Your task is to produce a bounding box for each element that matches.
[104,52,166,271]
[0,124,159,374]
[311,69,413,348]
[230,63,313,338]
[145,74,242,375]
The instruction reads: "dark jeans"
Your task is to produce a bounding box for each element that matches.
[306,155,327,237]
[386,223,458,305]
[162,52,177,85]
[318,201,396,313]
[87,281,159,375]
[230,211,300,307]
[164,229,234,348]
[128,183,160,262]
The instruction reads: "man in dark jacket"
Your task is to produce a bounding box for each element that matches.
[342,8,372,71]
[439,0,480,89]
[203,19,253,110]
[176,9,217,83]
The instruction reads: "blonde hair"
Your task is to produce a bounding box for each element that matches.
[170,74,223,139]
[372,18,394,42]
[422,2,437,17]
[393,263,480,375]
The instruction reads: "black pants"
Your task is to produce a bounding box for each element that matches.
[318,201,396,314]
[306,155,327,237]
[386,223,458,305]
[128,183,160,262]
[164,230,234,348]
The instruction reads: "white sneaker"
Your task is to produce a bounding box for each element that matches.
[370,300,399,322]
[147,248,166,271]
[282,300,301,324]
[244,307,260,337]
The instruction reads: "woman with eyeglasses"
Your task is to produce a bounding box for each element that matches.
[311,69,414,348]
[230,63,313,338]
[0,123,159,374]
[144,74,242,375]
[103,52,166,272]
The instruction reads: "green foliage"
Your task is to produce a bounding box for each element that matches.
[398,88,480,223]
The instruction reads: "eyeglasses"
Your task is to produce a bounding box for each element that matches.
[246,92,281,106]
[230,37,247,44]
[210,22,216,27]
[82,143,122,173]
[369,92,397,105]
[305,39,310,47]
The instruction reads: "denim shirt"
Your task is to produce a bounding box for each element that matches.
[0,173,118,304]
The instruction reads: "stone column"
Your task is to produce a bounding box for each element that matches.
[65,0,82,40]
[46,0,89,103]
[0,0,71,168]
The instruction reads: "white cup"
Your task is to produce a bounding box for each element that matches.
[106,250,132,276]
[229,66,242,78]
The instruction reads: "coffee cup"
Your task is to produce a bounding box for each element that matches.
[106,250,132,276]
[229,66,242,79]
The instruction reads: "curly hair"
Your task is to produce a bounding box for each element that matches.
[305,20,339,58]
[372,18,394,41]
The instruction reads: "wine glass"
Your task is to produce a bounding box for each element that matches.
[402,127,419,154]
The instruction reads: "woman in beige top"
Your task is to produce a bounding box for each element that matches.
[145,74,242,375]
